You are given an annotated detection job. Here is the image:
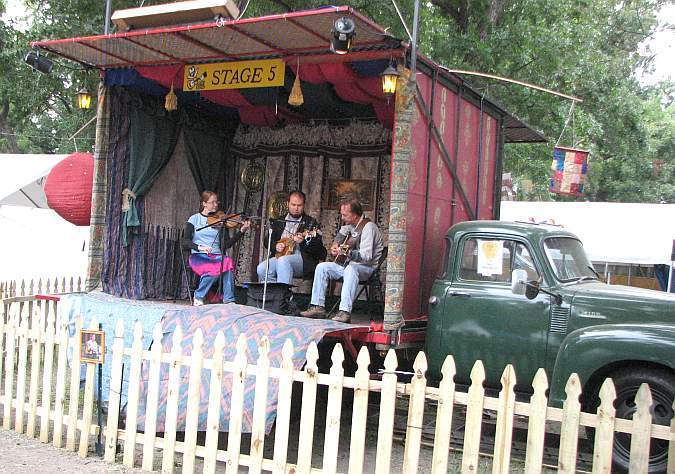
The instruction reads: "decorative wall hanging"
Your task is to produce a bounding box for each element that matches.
[324,178,375,211]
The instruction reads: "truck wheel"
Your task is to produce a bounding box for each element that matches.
[609,367,674,474]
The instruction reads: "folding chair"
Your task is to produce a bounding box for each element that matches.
[327,246,388,314]
[179,248,199,304]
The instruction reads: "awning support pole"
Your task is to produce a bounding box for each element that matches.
[104,0,112,35]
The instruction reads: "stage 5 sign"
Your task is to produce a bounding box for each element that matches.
[183,59,285,91]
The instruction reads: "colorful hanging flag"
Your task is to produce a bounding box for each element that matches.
[549,146,589,196]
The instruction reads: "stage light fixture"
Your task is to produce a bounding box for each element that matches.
[330,17,356,55]
[24,49,53,74]
[381,63,400,96]
[76,88,93,110]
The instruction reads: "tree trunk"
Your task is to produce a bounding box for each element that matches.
[0,98,21,153]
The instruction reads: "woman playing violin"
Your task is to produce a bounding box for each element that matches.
[181,190,251,306]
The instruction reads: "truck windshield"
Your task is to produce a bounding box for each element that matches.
[543,237,597,282]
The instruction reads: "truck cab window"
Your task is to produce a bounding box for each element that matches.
[512,242,539,281]
[459,238,539,283]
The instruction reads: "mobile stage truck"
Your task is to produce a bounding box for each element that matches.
[31,5,541,351]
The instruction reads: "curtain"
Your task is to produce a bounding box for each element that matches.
[183,113,238,196]
[122,94,179,246]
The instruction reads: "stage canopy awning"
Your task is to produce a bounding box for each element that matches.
[31,6,544,142]
[0,154,69,208]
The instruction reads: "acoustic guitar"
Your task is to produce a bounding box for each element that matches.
[331,217,370,267]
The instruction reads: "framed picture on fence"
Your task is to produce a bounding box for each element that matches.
[80,329,105,364]
[324,178,375,211]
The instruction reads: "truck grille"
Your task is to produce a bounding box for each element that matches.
[550,307,571,334]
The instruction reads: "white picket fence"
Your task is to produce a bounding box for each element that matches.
[0,294,674,473]
[0,276,82,299]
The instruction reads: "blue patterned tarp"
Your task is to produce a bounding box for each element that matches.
[58,292,350,434]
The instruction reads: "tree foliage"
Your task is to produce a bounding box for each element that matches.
[1,0,672,202]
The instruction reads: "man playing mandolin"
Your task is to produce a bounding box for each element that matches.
[301,197,384,323]
[257,190,326,285]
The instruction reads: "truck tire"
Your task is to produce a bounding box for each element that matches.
[608,367,674,473]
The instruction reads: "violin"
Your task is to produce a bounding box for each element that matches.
[206,211,257,229]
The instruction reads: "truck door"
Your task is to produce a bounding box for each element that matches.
[442,234,549,390]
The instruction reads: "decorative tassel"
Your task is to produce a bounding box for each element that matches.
[165,83,178,111]
[288,57,304,107]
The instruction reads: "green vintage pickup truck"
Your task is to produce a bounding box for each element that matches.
[425,220,675,472]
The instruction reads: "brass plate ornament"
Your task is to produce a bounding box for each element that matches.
[240,161,264,193]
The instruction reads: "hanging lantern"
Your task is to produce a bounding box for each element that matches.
[380,64,400,96]
[288,58,304,107]
[165,83,178,111]
[76,88,92,109]
[549,146,589,196]
[44,152,94,226]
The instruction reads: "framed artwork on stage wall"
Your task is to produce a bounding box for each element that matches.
[324,178,375,211]
[80,329,105,364]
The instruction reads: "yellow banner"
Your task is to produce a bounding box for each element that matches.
[183,59,285,91]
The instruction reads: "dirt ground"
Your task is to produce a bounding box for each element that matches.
[0,430,144,474]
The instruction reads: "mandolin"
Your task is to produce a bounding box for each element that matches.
[274,227,319,258]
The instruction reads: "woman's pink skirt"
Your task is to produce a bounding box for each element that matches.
[188,253,235,277]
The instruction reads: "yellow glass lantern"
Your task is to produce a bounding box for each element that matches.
[380,65,400,96]
[76,88,92,110]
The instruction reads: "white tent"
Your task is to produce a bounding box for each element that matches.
[500,201,675,265]
[0,154,69,208]
[0,154,88,282]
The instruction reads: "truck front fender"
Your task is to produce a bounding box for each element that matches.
[549,324,675,406]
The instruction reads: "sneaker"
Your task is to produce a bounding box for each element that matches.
[193,298,204,306]
[300,305,326,319]
[331,310,351,323]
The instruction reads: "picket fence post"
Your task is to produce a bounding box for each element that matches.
[592,378,616,473]
[39,301,56,443]
[402,351,428,474]
[141,323,164,470]
[272,339,295,474]
[249,337,271,473]
[52,316,70,448]
[65,314,83,451]
[462,360,486,473]
[26,304,44,437]
[104,319,125,462]
[296,342,319,473]
[123,321,144,467]
[79,317,99,457]
[431,356,456,474]
[203,331,226,474]
[182,328,204,474]
[492,364,517,473]
[15,304,29,434]
[375,349,398,474]
[347,346,371,474]
[226,334,248,474]
[524,369,548,474]
[3,307,17,430]
[558,373,582,473]
[629,383,653,473]
[160,326,184,474]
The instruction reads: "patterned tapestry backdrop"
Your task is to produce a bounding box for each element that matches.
[230,122,392,287]
[101,92,392,300]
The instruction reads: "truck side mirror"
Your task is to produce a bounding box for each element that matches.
[511,269,528,295]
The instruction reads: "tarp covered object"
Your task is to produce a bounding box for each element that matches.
[58,292,350,434]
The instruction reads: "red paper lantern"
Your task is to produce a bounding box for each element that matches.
[45,152,93,226]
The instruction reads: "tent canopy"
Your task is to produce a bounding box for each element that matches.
[32,6,545,143]
[0,154,69,208]
[500,201,675,265]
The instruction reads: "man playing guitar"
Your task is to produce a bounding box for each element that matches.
[257,190,326,285]
[300,197,384,323]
